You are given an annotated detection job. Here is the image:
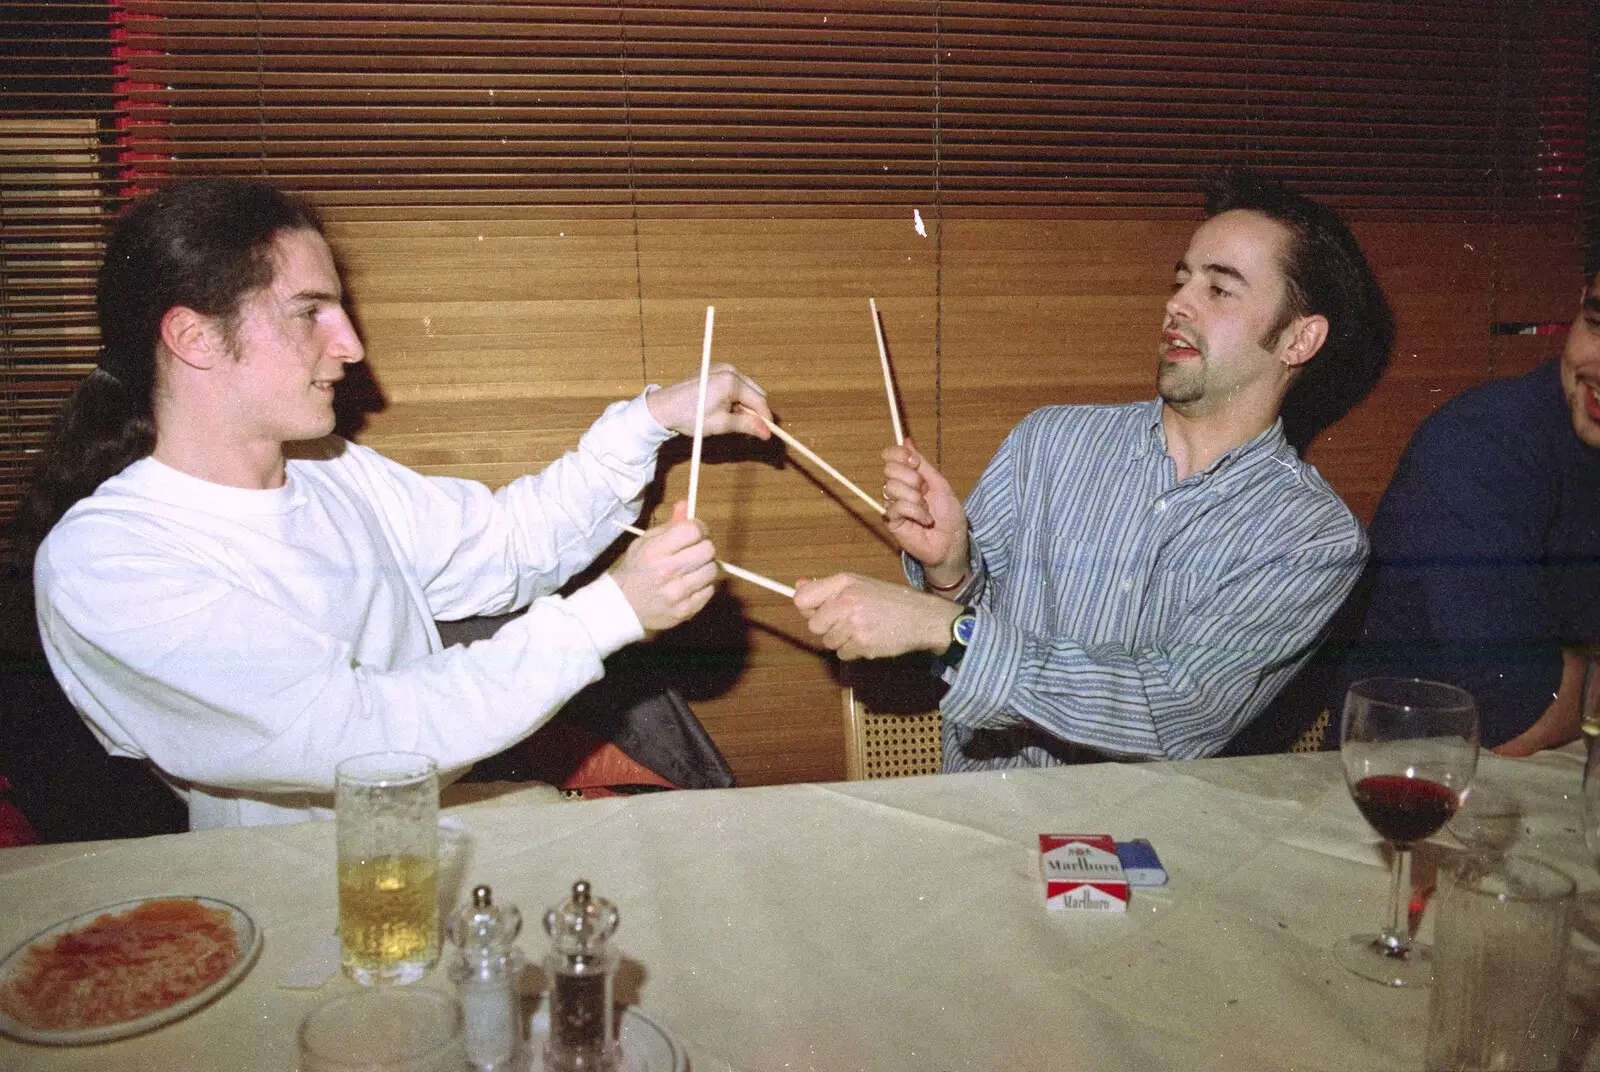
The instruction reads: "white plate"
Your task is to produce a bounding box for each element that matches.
[0,895,262,1046]
[528,1004,685,1072]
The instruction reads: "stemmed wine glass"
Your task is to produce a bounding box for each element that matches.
[1337,676,1479,987]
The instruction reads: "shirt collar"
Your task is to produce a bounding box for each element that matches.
[1200,418,1292,481]
[1131,398,1292,481]
[1131,398,1167,460]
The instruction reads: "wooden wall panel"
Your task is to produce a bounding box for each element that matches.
[1486,221,1588,383]
[1279,220,1491,523]
[1304,220,1577,521]
[319,214,1580,787]
[328,218,648,486]
[938,220,1184,492]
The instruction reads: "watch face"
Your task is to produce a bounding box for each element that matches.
[953,613,977,646]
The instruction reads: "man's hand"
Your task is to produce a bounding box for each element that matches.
[611,501,718,634]
[792,573,962,661]
[882,441,968,581]
[647,364,773,440]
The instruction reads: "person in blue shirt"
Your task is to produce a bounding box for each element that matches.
[1334,267,1600,755]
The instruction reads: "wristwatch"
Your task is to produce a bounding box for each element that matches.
[938,606,977,671]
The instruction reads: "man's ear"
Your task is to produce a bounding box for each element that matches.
[158,305,223,371]
[1280,314,1329,370]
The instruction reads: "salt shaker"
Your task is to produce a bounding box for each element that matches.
[447,884,525,1071]
[542,879,621,1072]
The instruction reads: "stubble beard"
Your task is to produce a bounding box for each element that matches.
[1157,353,1205,406]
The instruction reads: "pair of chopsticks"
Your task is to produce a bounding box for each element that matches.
[676,298,906,595]
[686,299,903,519]
[749,298,901,515]
[627,306,796,600]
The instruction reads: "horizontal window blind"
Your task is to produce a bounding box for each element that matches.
[1,0,1591,557]
[2,0,113,565]
[100,0,1589,216]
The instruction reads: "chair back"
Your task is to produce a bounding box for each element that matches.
[842,686,943,780]
[1290,708,1332,753]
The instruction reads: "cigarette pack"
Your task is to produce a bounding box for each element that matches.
[1038,833,1130,912]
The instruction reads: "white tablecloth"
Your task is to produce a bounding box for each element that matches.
[0,747,1590,1071]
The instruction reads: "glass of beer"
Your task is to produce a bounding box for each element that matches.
[336,751,440,986]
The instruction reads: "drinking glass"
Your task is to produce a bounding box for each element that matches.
[1582,656,1600,861]
[1447,779,1523,868]
[1569,655,1600,1072]
[1337,677,1479,987]
[336,752,441,986]
[1423,855,1576,1072]
[298,987,467,1071]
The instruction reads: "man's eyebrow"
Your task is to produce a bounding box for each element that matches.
[1201,261,1250,286]
[291,288,342,304]
[1173,258,1250,287]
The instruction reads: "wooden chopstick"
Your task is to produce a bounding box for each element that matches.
[686,305,714,519]
[869,297,905,446]
[714,560,797,599]
[739,406,887,517]
[612,522,797,599]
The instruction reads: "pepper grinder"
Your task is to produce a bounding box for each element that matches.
[447,884,525,1071]
[542,879,621,1072]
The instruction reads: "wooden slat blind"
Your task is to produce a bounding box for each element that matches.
[104,0,1586,214]
[1,0,1590,555]
[0,119,103,523]
[1,1,114,650]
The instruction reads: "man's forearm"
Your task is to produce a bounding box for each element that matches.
[1492,647,1587,757]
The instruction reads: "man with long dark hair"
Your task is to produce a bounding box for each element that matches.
[24,178,772,828]
[794,168,1391,768]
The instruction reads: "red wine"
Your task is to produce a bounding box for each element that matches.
[1351,775,1458,845]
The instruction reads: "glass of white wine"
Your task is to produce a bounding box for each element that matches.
[335,752,440,986]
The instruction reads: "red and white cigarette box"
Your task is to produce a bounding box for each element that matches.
[1038,833,1130,912]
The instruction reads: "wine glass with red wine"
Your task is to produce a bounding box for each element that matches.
[1337,676,1479,987]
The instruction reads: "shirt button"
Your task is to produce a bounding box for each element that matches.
[1121,579,1133,593]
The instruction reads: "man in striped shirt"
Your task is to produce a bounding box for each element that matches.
[794,169,1387,769]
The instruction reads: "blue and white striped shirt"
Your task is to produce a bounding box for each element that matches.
[927,399,1367,769]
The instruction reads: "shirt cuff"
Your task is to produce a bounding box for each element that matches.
[939,607,1026,731]
[580,391,677,473]
[563,573,646,657]
[633,386,679,445]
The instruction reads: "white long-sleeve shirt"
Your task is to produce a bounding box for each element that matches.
[35,393,672,828]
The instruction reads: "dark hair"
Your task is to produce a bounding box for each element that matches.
[1201,166,1394,452]
[15,179,324,554]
